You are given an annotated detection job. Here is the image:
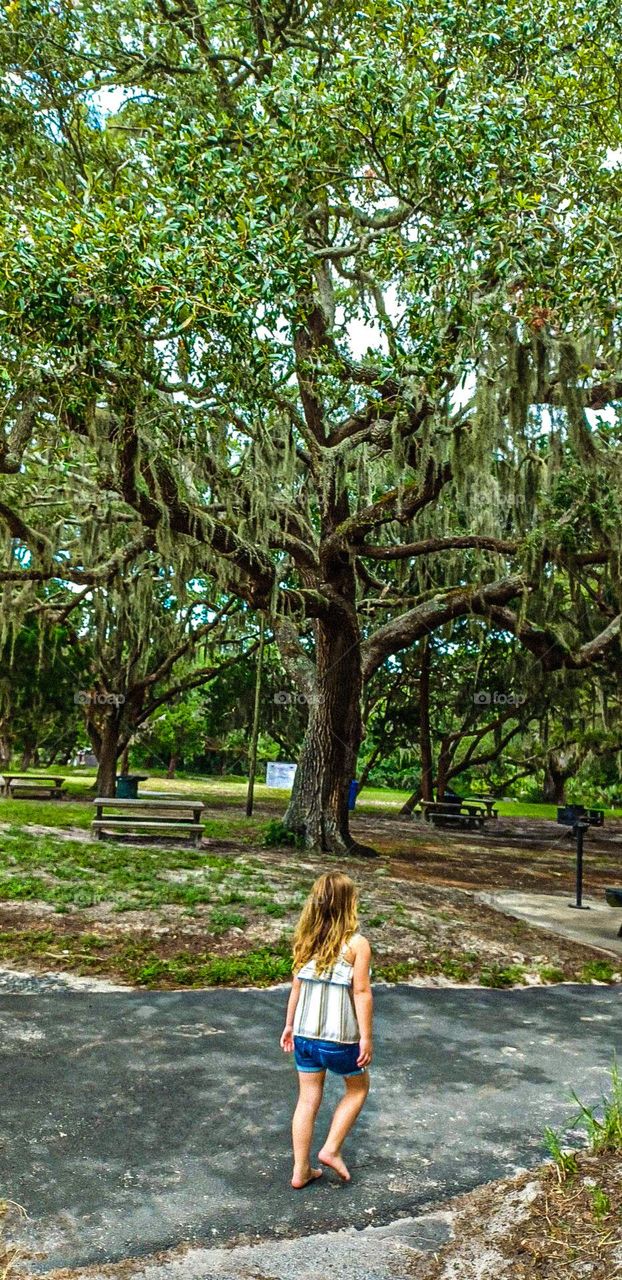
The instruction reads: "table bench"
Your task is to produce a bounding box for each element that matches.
[464,795,499,818]
[92,797,205,847]
[0,774,66,799]
[414,799,488,830]
[605,887,622,937]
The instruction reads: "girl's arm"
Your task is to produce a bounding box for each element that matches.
[280,976,302,1051]
[352,936,373,1067]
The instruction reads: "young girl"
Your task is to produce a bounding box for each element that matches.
[280,871,373,1189]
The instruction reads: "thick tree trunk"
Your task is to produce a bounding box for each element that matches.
[119,745,130,775]
[542,764,567,805]
[167,754,178,779]
[20,744,35,771]
[436,733,453,799]
[93,722,121,797]
[542,747,581,805]
[283,611,376,856]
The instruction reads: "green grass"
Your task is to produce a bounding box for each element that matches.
[0,829,299,914]
[3,770,621,831]
[539,964,566,984]
[545,1062,622,1186]
[374,951,619,989]
[209,908,247,934]
[0,926,294,987]
[479,962,527,988]
[580,960,616,983]
[0,799,93,828]
[572,1062,622,1152]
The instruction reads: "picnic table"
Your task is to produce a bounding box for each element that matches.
[414,798,488,830]
[464,795,499,818]
[0,774,66,799]
[92,796,205,847]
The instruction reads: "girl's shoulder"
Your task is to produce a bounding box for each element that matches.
[342,931,370,962]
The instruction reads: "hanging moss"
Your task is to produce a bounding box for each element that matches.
[508,334,534,438]
[558,340,597,463]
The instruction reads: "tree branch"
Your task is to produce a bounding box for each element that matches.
[488,606,622,671]
[362,576,528,680]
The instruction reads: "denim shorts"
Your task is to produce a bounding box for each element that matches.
[293,1035,364,1076]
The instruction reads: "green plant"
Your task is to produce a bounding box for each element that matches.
[374,960,414,983]
[367,914,386,928]
[439,956,473,982]
[544,1127,578,1183]
[263,819,304,848]
[261,902,288,917]
[479,963,527,988]
[572,1061,622,1152]
[587,1184,611,1222]
[579,960,615,984]
[539,965,565,984]
[208,908,247,935]
[132,945,293,988]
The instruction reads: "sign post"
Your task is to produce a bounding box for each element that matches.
[266,761,297,790]
[245,615,265,818]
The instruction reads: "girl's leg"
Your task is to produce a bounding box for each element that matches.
[318,1072,370,1182]
[291,1070,325,1188]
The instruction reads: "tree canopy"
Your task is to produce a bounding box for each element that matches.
[1,0,621,847]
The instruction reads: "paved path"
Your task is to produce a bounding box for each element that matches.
[481,891,622,957]
[0,984,618,1275]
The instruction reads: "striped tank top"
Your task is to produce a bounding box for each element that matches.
[293,934,363,1044]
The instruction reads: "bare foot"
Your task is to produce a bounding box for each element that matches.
[291,1167,323,1190]
[318,1147,351,1182]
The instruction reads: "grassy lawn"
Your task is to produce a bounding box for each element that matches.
[0,823,620,987]
[3,770,621,828]
[0,770,620,990]
[0,829,286,912]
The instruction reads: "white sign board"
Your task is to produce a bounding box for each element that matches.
[266,761,297,790]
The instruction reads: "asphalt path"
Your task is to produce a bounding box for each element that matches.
[0,983,619,1272]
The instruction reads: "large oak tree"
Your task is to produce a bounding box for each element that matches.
[1,0,621,850]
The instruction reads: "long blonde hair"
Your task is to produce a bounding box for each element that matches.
[292,872,358,975]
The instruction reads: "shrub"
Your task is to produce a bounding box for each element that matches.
[263,819,304,848]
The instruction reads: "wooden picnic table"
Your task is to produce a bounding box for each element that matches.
[0,774,66,799]
[464,795,499,818]
[92,796,205,847]
[415,798,488,830]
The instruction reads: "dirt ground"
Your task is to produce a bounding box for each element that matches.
[410,1149,622,1279]
[360,811,622,892]
[1,816,620,987]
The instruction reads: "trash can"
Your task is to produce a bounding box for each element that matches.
[115,774,147,799]
[348,780,359,811]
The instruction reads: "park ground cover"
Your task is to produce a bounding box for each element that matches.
[0,776,620,989]
[413,1069,622,1280]
[0,1200,25,1280]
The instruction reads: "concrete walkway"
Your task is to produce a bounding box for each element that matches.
[481,891,622,958]
[0,984,618,1276]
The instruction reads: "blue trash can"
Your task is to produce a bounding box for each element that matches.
[348,780,359,811]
